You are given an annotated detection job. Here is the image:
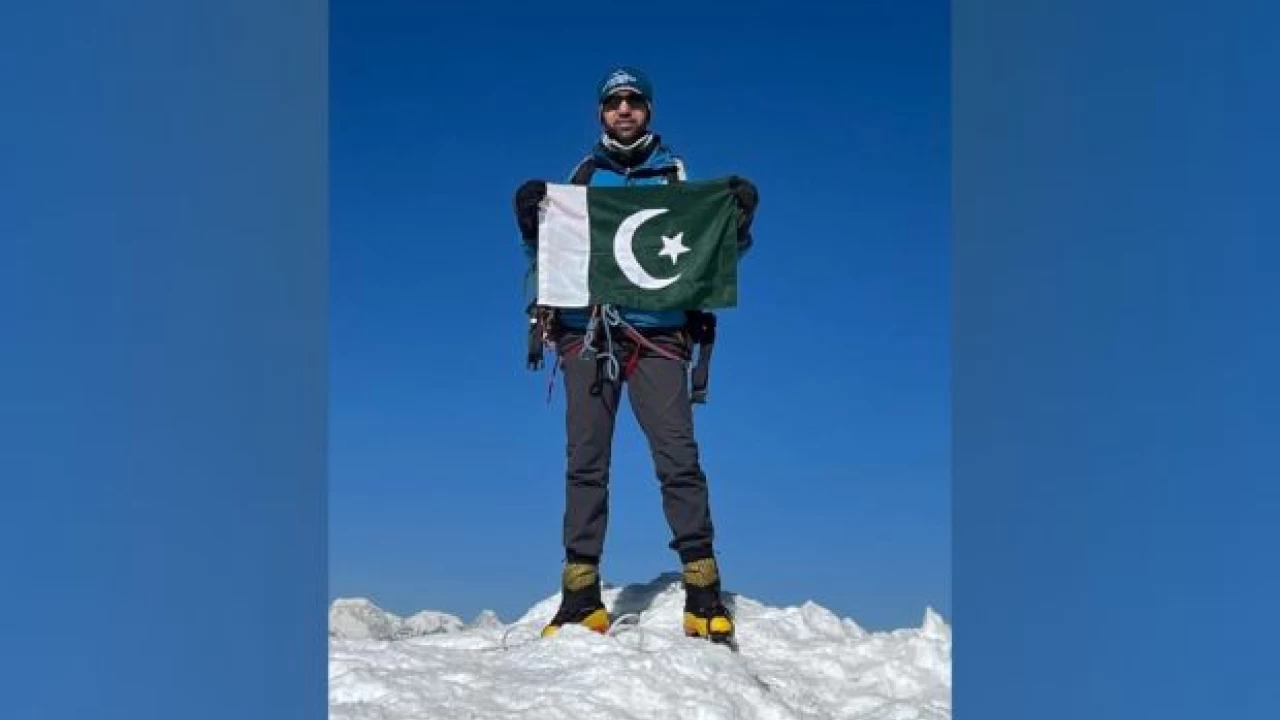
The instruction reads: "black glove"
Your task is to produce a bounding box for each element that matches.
[514,180,547,244]
[726,176,758,238]
[727,176,758,214]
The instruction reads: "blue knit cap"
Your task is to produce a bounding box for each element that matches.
[597,66,654,104]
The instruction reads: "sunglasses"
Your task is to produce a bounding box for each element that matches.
[602,92,649,111]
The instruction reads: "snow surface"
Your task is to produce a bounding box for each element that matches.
[330,573,951,720]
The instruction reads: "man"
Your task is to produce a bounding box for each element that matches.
[513,66,758,645]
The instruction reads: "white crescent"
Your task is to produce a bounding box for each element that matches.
[614,208,681,290]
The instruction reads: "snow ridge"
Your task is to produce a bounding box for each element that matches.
[330,573,951,719]
[329,597,470,640]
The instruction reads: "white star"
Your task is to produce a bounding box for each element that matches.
[657,232,691,265]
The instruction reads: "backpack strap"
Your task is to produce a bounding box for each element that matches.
[569,156,597,185]
[670,156,687,182]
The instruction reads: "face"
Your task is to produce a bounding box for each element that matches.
[601,91,650,142]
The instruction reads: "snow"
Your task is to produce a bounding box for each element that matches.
[329,598,468,640]
[329,573,951,719]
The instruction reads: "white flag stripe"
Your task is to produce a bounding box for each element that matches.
[537,184,591,307]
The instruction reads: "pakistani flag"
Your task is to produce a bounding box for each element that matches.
[536,178,740,310]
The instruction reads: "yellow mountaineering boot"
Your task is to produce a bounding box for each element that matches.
[541,561,610,637]
[681,557,735,645]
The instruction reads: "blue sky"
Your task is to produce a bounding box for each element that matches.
[330,0,949,631]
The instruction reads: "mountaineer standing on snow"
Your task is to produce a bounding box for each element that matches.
[513,66,758,646]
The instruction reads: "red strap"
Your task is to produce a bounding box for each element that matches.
[622,326,686,363]
[623,346,640,379]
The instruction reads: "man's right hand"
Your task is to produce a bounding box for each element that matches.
[514,180,547,244]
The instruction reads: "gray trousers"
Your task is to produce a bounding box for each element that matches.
[555,329,716,564]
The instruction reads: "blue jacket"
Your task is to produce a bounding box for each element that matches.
[524,139,751,330]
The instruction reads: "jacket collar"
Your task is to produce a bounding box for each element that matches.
[591,132,675,173]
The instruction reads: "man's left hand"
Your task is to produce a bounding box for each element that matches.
[726,176,758,239]
[727,176,758,215]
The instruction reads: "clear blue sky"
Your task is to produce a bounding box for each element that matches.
[329,0,949,631]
